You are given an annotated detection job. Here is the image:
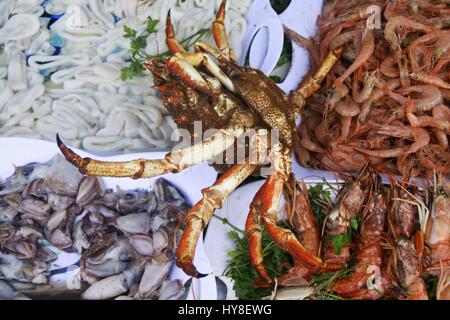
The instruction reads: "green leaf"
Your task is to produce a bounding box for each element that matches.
[330,232,352,255]
[350,217,359,231]
[269,75,282,83]
[225,222,292,300]
[270,0,291,14]
[146,18,159,34]
[180,28,210,50]
[120,67,133,81]
[307,181,333,228]
[123,25,137,38]
[401,37,411,48]
[275,35,292,69]
[424,275,438,299]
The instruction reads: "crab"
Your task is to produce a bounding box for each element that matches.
[57,0,343,282]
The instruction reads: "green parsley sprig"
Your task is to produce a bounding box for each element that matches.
[121,18,210,81]
[224,222,293,300]
[328,217,360,255]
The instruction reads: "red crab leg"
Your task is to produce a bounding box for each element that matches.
[213,0,236,61]
[165,10,186,54]
[245,188,272,284]
[56,110,256,178]
[260,175,323,270]
[275,180,321,285]
[177,162,257,277]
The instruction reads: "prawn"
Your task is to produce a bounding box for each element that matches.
[332,176,390,299]
[406,100,450,133]
[335,28,375,87]
[322,164,372,270]
[425,177,450,276]
[325,84,349,114]
[380,55,400,78]
[410,72,450,90]
[384,16,432,54]
[398,85,442,112]
[353,71,378,103]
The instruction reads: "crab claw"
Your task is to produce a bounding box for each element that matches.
[212,0,236,61]
[165,9,186,54]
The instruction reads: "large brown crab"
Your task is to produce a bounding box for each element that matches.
[57,0,342,282]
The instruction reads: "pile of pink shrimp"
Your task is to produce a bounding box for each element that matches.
[295,0,450,178]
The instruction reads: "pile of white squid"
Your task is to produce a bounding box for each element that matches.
[0,0,250,153]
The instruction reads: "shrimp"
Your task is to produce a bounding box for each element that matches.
[432,55,450,74]
[335,28,375,87]
[320,21,357,59]
[432,128,449,150]
[410,30,450,62]
[380,55,400,78]
[406,100,450,132]
[418,145,450,174]
[337,116,352,144]
[353,122,430,158]
[335,98,360,118]
[316,146,368,173]
[329,30,358,50]
[332,176,390,299]
[385,17,432,88]
[314,117,336,149]
[398,85,442,112]
[410,72,450,90]
[390,183,419,239]
[353,71,378,103]
[358,78,401,125]
[295,136,312,168]
[325,83,349,114]
[384,16,432,54]
[322,164,372,270]
[299,124,326,154]
[375,123,430,155]
[425,178,450,276]
[393,239,429,300]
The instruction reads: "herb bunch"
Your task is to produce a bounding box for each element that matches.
[121,18,210,81]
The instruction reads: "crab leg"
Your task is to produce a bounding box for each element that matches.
[164,13,235,93]
[260,175,323,270]
[247,150,322,283]
[290,46,344,113]
[165,10,186,54]
[57,110,256,178]
[245,188,272,284]
[213,0,236,61]
[177,162,257,277]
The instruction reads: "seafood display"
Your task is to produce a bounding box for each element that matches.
[55,0,343,282]
[295,0,450,178]
[0,0,250,153]
[225,167,449,300]
[0,154,191,300]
